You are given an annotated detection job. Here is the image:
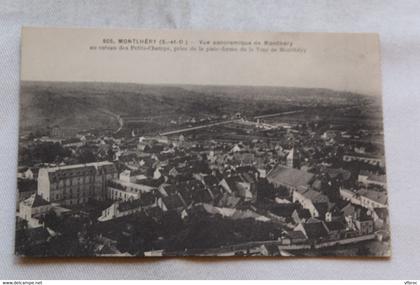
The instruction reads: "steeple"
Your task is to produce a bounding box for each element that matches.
[286,147,298,168]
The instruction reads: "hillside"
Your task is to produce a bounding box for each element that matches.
[19,81,372,135]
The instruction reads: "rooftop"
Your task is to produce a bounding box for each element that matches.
[22,194,50,208]
[357,188,387,205]
[267,165,314,189]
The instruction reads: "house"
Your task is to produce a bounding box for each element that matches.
[98,190,157,222]
[292,187,329,218]
[157,194,186,212]
[19,194,52,228]
[325,204,343,222]
[340,203,376,233]
[371,207,389,229]
[343,153,385,168]
[17,167,35,180]
[217,193,242,208]
[326,168,352,182]
[231,144,243,153]
[17,178,37,208]
[295,218,329,240]
[232,152,255,166]
[366,174,386,188]
[325,220,347,240]
[356,188,387,209]
[267,203,297,222]
[176,179,213,205]
[291,208,311,224]
[354,215,374,235]
[357,170,370,184]
[282,230,307,244]
[94,240,128,256]
[257,244,281,256]
[107,179,156,202]
[119,169,149,183]
[219,176,254,201]
[339,187,358,204]
[98,199,142,222]
[158,183,180,197]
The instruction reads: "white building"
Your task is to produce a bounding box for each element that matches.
[37,161,118,206]
[340,187,387,210]
[292,187,329,218]
[107,179,156,202]
[19,194,51,228]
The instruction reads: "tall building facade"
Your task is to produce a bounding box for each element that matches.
[37,161,118,206]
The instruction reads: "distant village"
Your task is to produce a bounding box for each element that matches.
[16,111,389,257]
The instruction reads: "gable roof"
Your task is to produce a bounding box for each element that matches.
[326,168,351,180]
[357,189,387,205]
[341,203,356,216]
[302,218,329,239]
[298,189,329,204]
[325,221,346,232]
[22,194,50,208]
[293,208,311,219]
[367,174,386,183]
[285,230,306,240]
[269,203,297,217]
[217,193,241,208]
[118,199,142,212]
[267,165,314,189]
[162,194,185,210]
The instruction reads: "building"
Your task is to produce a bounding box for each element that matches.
[107,179,156,202]
[343,153,385,168]
[356,188,387,209]
[157,194,186,213]
[50,125,78,138]
[340,187,387,210]
[354,216,374,235]
[19,194,51,228]
[267,165,314,192]
[16,178,37,208]
[358,172,386,188]
[98,200,142,222]
[17,167,34,179]
[37,161,118,206]
[286,147,299,168]
[294,218,329,240]
[219,176,255,201]
[292,187,329,218]
[62,138,85,148]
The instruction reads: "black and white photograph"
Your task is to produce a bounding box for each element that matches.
[15,28,390,257]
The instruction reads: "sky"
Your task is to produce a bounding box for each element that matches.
[21,27,382,96]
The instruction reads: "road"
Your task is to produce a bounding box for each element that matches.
[159,109,305,136]
[254,109,304,119]
[159,120,237,136]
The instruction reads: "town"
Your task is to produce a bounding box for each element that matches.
[15,84,390,257]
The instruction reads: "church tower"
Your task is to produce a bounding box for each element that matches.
[286,147,299,168]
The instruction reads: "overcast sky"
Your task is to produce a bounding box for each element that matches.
[21,27,382,96]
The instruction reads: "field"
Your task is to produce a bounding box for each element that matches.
[19,81,376,136]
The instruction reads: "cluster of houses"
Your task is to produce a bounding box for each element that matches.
[16,116,389,255]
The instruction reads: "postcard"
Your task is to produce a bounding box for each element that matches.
[16,27,390,257]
